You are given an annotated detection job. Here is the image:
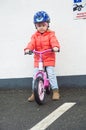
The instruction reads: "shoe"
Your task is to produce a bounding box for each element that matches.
[28,93,35,102]
[52,89,60,100]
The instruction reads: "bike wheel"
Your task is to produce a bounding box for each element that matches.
[34,76,45,105]
[46,84,51,95]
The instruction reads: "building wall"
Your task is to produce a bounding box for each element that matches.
[0,0,86,81]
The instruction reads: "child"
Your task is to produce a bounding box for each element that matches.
[24,11,60,101]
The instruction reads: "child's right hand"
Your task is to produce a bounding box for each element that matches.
[24,49,30,55]
[24,49,33,55]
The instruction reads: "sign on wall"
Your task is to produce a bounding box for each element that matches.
[73,0,86,19]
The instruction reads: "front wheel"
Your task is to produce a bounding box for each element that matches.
[34,76,45,105]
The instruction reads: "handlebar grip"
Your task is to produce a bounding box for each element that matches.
[52,48,60,52]
[58,48,60,52]
[24,50,33,55]
[28,50,33,55]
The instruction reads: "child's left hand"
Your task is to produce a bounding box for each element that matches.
[53,47,60,52]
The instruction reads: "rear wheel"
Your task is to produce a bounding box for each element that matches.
[46,84,51,95]
[34,77,45,105]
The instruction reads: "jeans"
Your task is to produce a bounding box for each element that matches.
[32,66,59,90]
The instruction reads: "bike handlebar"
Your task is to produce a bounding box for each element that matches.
[24,48,60,55]
[33,49,52,54]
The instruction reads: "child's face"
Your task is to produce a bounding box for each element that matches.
[35,22,49,33]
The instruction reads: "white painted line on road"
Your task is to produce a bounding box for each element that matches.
[29,102,76,130]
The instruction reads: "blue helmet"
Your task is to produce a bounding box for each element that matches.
[33,11,50,24]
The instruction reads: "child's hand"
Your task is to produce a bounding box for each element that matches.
[53,47,60,52]
[24,49,33,55]
[24,49,30,55]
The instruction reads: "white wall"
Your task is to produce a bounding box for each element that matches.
[0,0,86,79]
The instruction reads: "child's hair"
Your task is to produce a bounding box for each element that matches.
[33,11,50,24]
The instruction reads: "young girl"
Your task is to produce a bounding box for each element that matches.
[24,11,60,101]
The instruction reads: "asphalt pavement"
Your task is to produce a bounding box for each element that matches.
[0,87,86,130]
